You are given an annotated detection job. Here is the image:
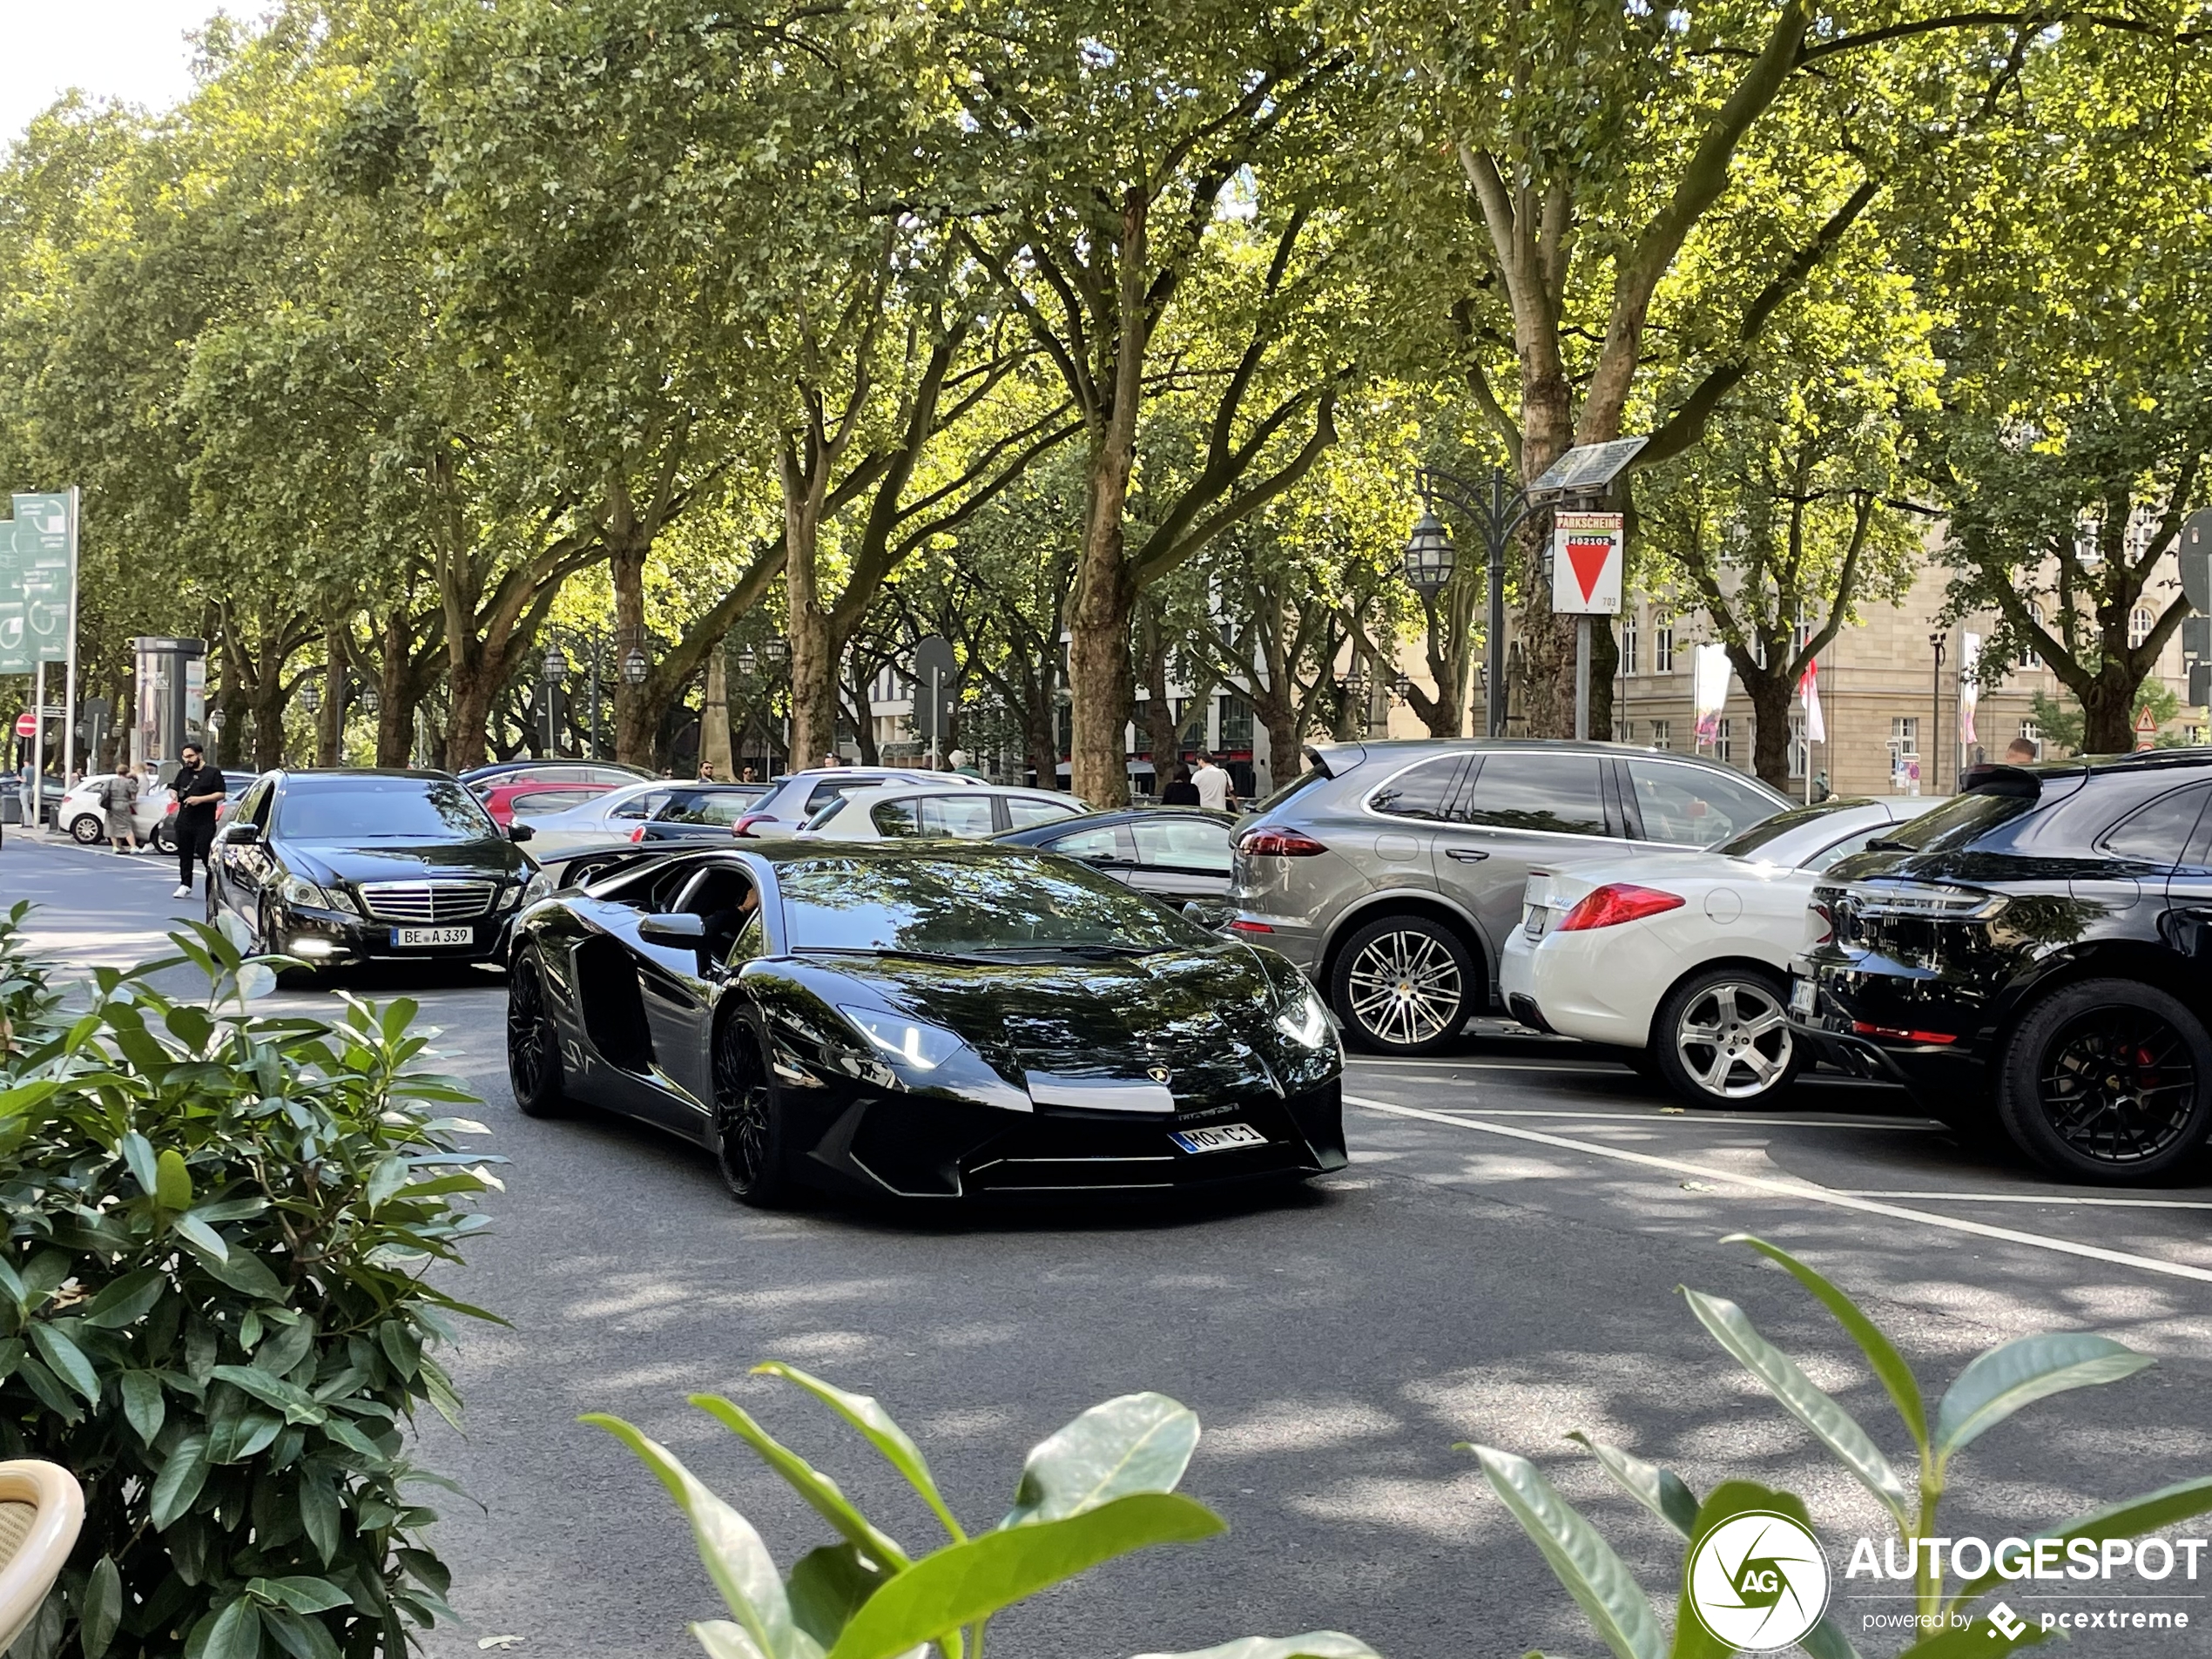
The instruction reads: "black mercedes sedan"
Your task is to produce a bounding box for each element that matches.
[1790,751,2212,1182]
[207,770,535,970]
[505,841,1346,1205]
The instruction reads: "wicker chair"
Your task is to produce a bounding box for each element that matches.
[0,1462,84,1653]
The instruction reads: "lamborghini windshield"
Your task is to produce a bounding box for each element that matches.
[776,853,1207,957]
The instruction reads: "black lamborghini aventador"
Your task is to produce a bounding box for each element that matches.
[503,841,1346,1204]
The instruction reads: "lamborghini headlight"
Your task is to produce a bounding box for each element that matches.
[840,1007,968,1072]
[1273,984,1334,1050]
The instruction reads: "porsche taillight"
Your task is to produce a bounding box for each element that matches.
[1237,826,1326,857]
[1555,883,1685,932]
[731,813,775,839]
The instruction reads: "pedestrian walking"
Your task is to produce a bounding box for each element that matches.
[947,748,986,779]
[170,743,226,898]
[1160,763,1201,806]
[100,767,140,853]
[1190,752,1232,812]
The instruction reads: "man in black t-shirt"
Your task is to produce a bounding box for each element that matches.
[171,743,226,898]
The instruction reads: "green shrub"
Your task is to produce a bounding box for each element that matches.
[1467,1231,2212,1657]
[0,907,500,1659]
[591,1364,1379,1659]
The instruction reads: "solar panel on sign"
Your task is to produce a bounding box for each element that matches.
[1528,437,1649,496]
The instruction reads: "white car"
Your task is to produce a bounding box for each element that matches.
[796,783,1088,841]
[509,779,683,853]
[59,773,173,846]
[1498,796,1939,1108]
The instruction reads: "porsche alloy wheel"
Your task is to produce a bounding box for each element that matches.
[506,948,567,1119]
[1998,980,2212,1183]
[1656,968,1801,1107]
[1332,915,1473,1056]
[712,1016,790,1206]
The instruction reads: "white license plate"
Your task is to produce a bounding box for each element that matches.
[1790,976,1817,1016]
[1170,1123,1266,1154]
[392,926,474,948]
[1523,905,1548,939]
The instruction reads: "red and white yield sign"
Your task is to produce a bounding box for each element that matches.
[1552,511,1624,616]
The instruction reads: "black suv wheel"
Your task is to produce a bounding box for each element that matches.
[1329,914,1475,1056]
[1995,978,2212,1182]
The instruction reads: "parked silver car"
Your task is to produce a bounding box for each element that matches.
[1223,739,1792,1055]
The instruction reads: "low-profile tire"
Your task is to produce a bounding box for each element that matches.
[1994,978,2212,1184]
[712,1015,792,1206]
[1328,914,1477,1056]
[69,814,103,846]
[506,947,570,1119]
[1652,965,1804,1109]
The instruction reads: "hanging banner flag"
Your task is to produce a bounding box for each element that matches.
[1797,660,1825,745]
[1692,642,1731,748]
[1551,511,1623,616]
[1958,632,1980,747]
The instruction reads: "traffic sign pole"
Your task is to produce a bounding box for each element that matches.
[61,485,78,790]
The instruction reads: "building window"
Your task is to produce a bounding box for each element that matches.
[1789,714,1807,779]
[1649,719,1671,752]
[1219,694,1253,749]
[2021,605,2043,671]
[1891,716,1919,757]
[1655,624,1676,673]
[1715,718,1733,765]
[2020,719,2041,759]
[2130,605,2153,649]
[1620,615,1638,676]
[1791,606,1814,658]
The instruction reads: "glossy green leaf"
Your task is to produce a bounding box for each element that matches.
[1130,1635,1383,1659]
[787,1542,896,1649]
[118,1130,159,1196]
[754,1361,965,1541]
[246,1575,353,1615]
[261,1605,342,1659]
[1683,1289,1912,1524]
[151,1433,212,1531]
[213,1365,327,1425]
[585,1413,812,1659]
[826,1493,1226,1659]
[1003,1391,1198,1527]
[200,1595,263,1659]
[29,1322,102,1404]
[1934,1333,2152,1461]
[1466,1445,1662,1659]
[299,1469,341,1565]
[1947,1476,2212,1606]
[172,1213,230,1263]
[156,1146,194,1211]
[1724,1233,1928,1453]
[120,1371,167,1445]
[84,1267,168,1328]
[1565,1433,1699,1537]
[81,1556,123,1659]
[693,1395,910,1568]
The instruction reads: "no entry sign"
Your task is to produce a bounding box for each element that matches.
[1552,511,1623,616]
[13,711,36,738]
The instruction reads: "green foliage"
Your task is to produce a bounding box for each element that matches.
[2030,680,2188,757]
[0,908,499,1659]
[591,1364,1379,1659]
[1469,1232,2212,1656]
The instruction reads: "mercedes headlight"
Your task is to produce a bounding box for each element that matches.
[497,881,525,911]
[279,873,354,914]
[840,1007,968,1072]
[1274,983,1334,1050]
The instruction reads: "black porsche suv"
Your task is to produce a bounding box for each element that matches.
[1791,751,2212,1183]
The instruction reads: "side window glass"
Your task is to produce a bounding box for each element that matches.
[731,914,766,963]
[611,791,668,821]
[1460,753,1608,836]
[1047,824,1126,860]
[918,794,997,839]
[1368,757,1465,820]
[1131,818,1233,871]
[2101,785,2209,868]
[1625,761,1777,847]
[871,799,922,837]
[1803,826,1884,873]
[240,781,273,827]
[1004,796,1078,828]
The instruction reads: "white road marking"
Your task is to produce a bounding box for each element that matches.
[1345,1055,1893,1089]
[1404,1108,1943,1133]
[1346,1093,2212,1286]
[1836,1190,2212,1211]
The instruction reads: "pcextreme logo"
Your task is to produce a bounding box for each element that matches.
[1688,1511,1833,1652]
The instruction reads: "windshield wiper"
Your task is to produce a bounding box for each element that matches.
[975,943,1156,960]
[1863,838,1917,853]
[799,946,1000,966]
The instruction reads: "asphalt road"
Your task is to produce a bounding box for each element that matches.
[8,833,2211,1659]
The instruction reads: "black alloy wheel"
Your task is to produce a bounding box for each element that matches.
[1653,966,1804,1109]
[1997,979,2212,1183]
[712,1015,790,1207]
[506,948,568,1119]
[152,823,176,855]
[1329,914,1476,1056]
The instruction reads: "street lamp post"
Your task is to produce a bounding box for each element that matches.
[1407,467,1534,738]
[543,644,567,756]
[1929,631,1946,796]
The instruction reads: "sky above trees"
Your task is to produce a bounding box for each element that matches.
[3,0,216,143]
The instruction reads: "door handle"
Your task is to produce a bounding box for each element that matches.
[1446,848,1490,862]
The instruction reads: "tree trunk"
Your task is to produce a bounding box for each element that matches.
[701,650,734,776]
[780,445,839,768]
[1745,667,1792,789]
[2080,671,2138,754]
[608,540,651,765]
[444,649,498,771]
[250,672,287,772]
[1588,617,1618,744]
[1263,706,1300,793]
[1069,435,1137,805]
[317,624,346,765]
[374,610,416,767]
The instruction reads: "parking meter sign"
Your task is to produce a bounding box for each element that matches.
[1551,511,1623,616]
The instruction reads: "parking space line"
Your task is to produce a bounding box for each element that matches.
[1836,1190,2212,1211]
[1346,1093,2212,1286]
[1405,1108,1944,1132]
[1344,1055,1894,1089]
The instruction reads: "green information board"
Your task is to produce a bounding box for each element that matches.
[0,492,73,675]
